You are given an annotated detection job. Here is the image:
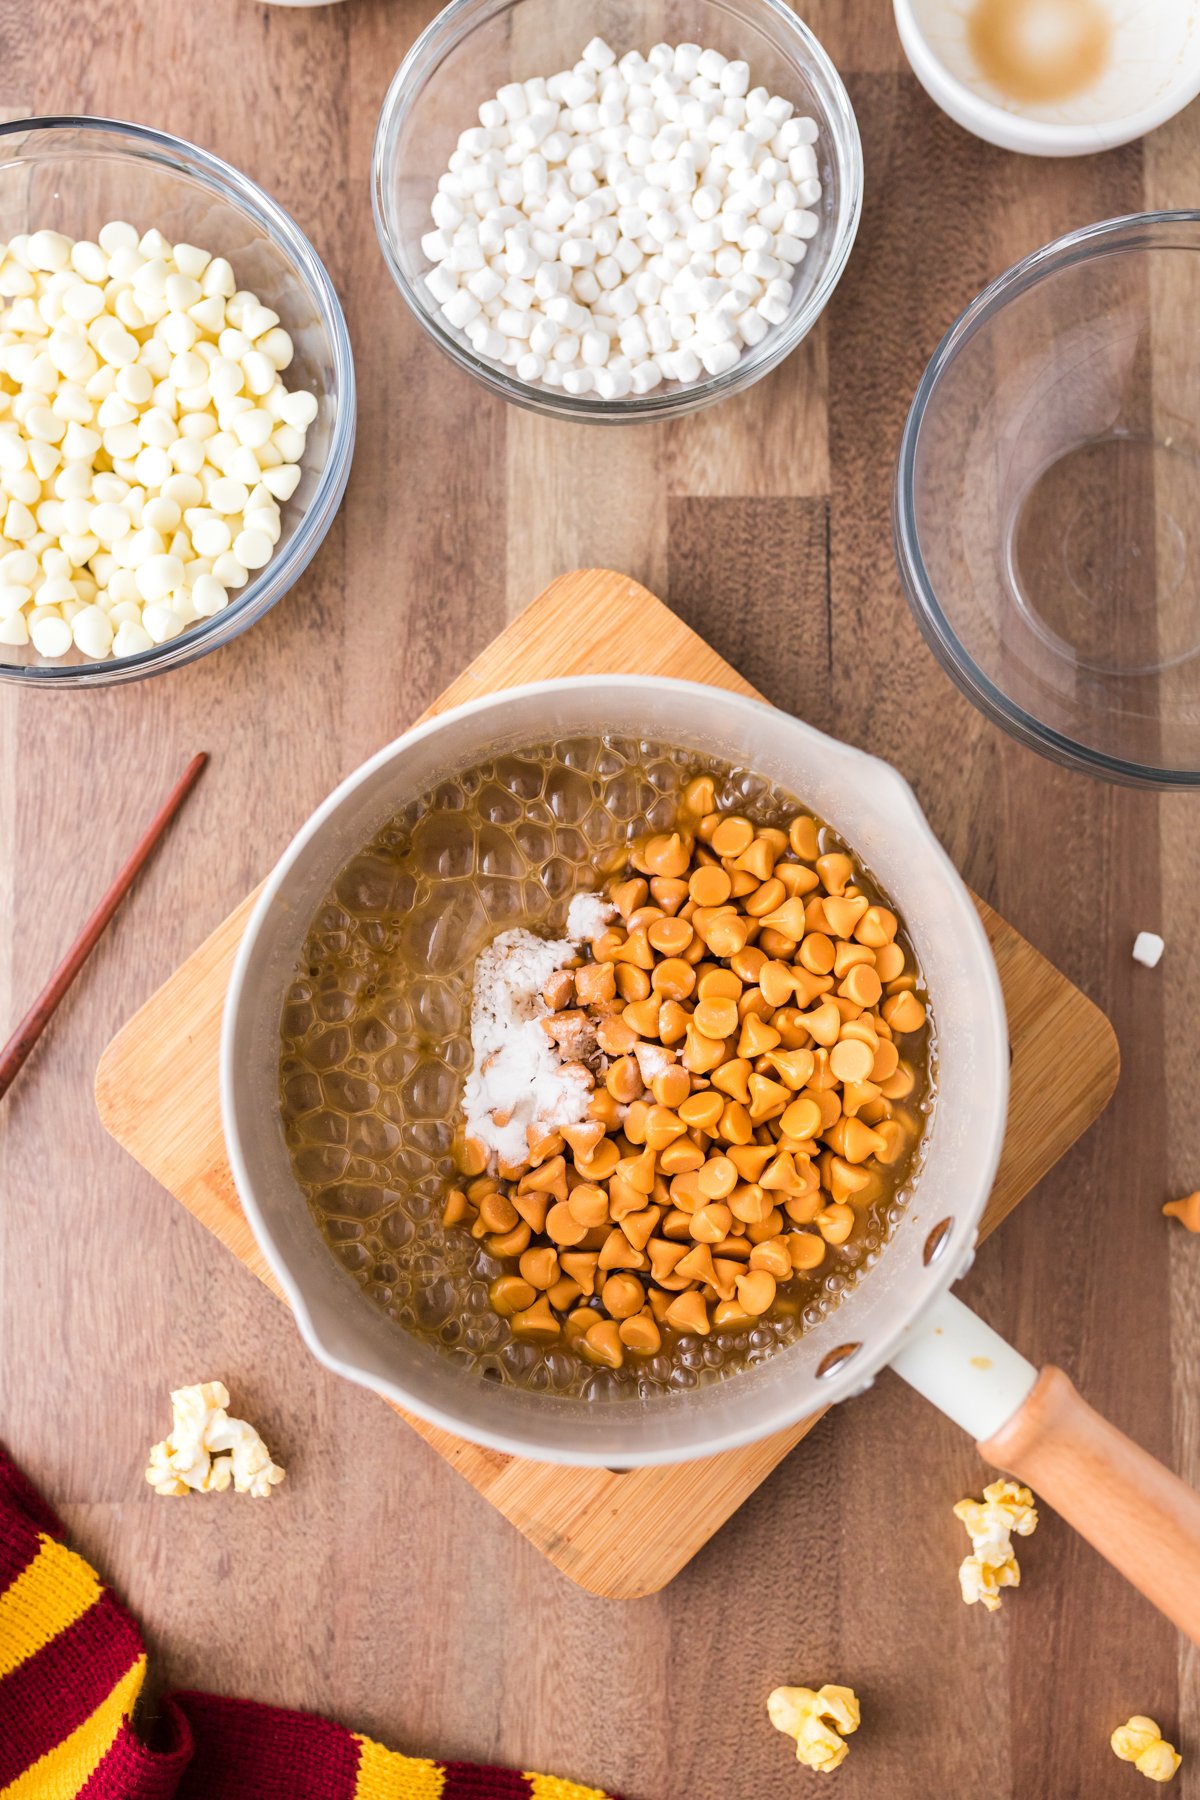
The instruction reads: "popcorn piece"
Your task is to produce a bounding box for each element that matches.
[953,1478,1037,1611]
[1112,1716,1182,1783]
[958,1552,1020,1611]
[768,1684,860,1774]
[1163,1192,1200,1233]
[145,1381,285,1499]
[1133,932,1164,968]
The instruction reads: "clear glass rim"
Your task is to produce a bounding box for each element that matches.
[894,209,1200,791]
[0,114,357,688]
[371,0,863,424]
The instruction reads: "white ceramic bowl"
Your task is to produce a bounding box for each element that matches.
[894,0,1200,156]
[222,677,1007,1466]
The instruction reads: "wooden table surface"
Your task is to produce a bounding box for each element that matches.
[1,4,1197,1796]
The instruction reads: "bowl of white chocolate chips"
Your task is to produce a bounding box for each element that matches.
[0,117,355,684]
[373,0,862,421]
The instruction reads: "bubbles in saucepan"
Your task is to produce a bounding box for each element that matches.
[279,732,935,1398]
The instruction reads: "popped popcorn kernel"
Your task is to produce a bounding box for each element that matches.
[145,1380,285,1499]
[958,1551,1020,1611]
[953,1479,1037,1611]
[768,1684,860,1773]
[1112,1717,1181,1783]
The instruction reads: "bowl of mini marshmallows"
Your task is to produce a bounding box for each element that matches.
[0,117,355,684]
[373,0,861,421]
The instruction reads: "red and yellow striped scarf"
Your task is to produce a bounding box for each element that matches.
[0,1449,624,1800]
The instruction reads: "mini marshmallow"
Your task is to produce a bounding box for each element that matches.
[420,38,819,399]
[1133,932,1164,968]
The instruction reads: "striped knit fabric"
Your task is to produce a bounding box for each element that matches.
[0,1449,622,1800]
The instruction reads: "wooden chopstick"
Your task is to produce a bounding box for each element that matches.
[0,751,208,1103]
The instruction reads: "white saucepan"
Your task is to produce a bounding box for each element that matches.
[222,677,1200,1639]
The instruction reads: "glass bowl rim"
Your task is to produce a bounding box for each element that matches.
[0,112,357,688]
[893,208,1200,790]
[371,0,863,424]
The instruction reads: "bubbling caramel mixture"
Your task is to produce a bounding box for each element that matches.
[279,736,934,1399]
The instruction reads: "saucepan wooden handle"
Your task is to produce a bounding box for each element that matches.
[978,1366,1200,1645]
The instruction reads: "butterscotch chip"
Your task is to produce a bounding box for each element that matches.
[546,1202,590,1245]
[486,1223,532,1259]
[601,1273,645,1319]
[651,1064,692,1109]
[675,1242,717,1286]
[710,815,754,857]
[664,1290,711,1336]
[598,1229,646,1271]
[817,1203,855,1245]
[490,1275,538,1316]
[511,1295,561,1341]
[648,914,694,955]
[736,1269,777,1315]
[547,1274,582,1311]
[789,1231,826,1271]
[615,962,651,1002]
[620,1206,662,1254]
[727,1145,774,1182]
[566,1182,610,1228]
[749,1237,793,1280]
[582,1317,624,1368]
[639,831,693,879]
[690,1203,733,1244]
[872,941,904,983]
[543,968,576,1013]
[829,1039,875,1085]
[560,1251,599,1295]
[442,1187,471,1226]
[618,1310,662,1355]
[650,956,696,1000]
[574,960,615,1006]
[649,875,690,914]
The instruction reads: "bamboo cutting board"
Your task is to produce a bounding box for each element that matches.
[95,569,1120,1599]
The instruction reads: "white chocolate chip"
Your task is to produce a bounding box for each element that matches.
[0,225,317,661]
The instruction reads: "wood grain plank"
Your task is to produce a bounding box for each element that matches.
[1145,96,1200,1759]
[505,417,670,612]
[667,496,835,730]
[0,0,1192,1791]
[668,333,830,498]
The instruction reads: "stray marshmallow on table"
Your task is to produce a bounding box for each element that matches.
[1133,931,1164,968]
[421,36,822,399]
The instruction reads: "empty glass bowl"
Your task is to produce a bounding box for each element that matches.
[0,118,355,688]
[372,0,861,423]
[895,212,1200,786]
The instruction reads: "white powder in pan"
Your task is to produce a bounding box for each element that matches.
[463,891,616,1169]
[633,1041,676,1087]
[565,890,614,943]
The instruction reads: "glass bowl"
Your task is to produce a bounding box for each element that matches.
[0,117,356,688]
[895,212,1200,788]
[372,0,861,424]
